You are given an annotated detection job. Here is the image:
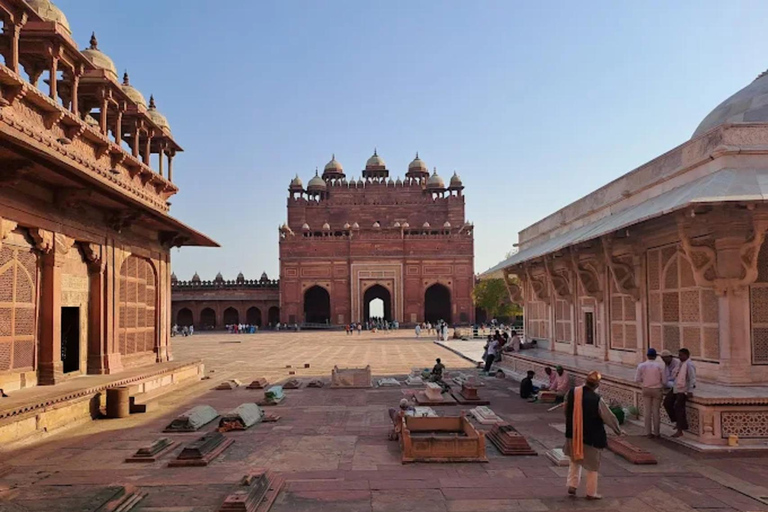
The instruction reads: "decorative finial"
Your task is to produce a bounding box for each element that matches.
[315,167,319,176]
[415,151,419,159]
[148,94,156,110]
[89,32,98,50]
[373,148,378,156]
[332,153,335,160]
[123,71,129,86]
[433,167,437,175]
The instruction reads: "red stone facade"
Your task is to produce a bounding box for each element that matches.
[278,152,474,326]
[171,273,279,329]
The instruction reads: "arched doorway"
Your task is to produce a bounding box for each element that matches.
[223,307,239,326]
[177,308,193,327]
[246,307,262,327]
[200,308,216,329]
[268,306,280,325]
[425,284,451,324]
[364,284,392,321]
[304,286,331,324]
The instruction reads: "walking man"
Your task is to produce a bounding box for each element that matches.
[664,348,696,438]
[564,371,623,500]
[634,348,664,437]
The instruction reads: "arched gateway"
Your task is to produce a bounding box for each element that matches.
[424,283,451,324]
[304,286,330,324]
[364,284,392,321]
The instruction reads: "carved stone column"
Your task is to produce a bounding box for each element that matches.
[33,230,72,385]
[82,243,108,374]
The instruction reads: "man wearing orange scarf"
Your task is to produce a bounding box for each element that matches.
[563,371,622,500]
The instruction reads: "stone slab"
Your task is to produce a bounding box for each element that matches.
[407,407,438,417]
[485,424,537,456]
[219,404,265,431]
[307,379,325,388]
[469,406,504,425]
[217,472,270,512]
[125,438,178,463]
[405,376,425,386]
[164,405,219,433]
[414,391,457,406]
[282,379,302,389]
[246,378,269,389]
[95,486,146,512]
[377,378,401,387]
[450,392,490,406]
[331,365,373,388]
[607,437,658,465]
[215,379,242,390]
[168,432,234,467]
[424,382,444,401]
[546,448,570,466]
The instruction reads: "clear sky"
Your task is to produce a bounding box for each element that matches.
[57,0,768,281]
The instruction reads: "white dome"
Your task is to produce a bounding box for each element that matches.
[366,149,386,168]
[693,70,768,138]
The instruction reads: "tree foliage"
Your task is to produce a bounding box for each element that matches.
[473,278,514,320]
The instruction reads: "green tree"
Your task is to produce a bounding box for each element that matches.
[473,278,514,321]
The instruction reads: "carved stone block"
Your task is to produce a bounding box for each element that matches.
[218,404,265,431]
[246,378,269,389]
[282,379,302,389]
[331,365,372,388]
[546,448,570,466]
[607,437,657,464]
[425,382,443,401]
[164,405,219,432]
[215,379,242,390]
[168,432,234,467]
[485,424,537,456]
[470,406,504,425]
[125,437,177,463]
[218,471,285,512]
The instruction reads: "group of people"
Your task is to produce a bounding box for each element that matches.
[414,320,452,341]
[170,324,194,337]
[226,323,259,334]
[481,329,522,373]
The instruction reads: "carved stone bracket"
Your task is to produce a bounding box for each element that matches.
[601,236,640,301]
[0,160,32,187]
[159,231,190,249]
[30,228,53,254]
[80,242,104,273]
[677,210,768,296]
[544,256,572,300]
[106,210,141,233]
[524,263,550,305]
[502,267,523,305]
[570,247,604,302]
[0,216,18,249]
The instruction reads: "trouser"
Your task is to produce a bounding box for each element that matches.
[642,387,663,435]
[483,355,494,373]
[567,461,598,497]
[663,391,688,431]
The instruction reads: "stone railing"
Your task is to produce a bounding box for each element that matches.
[172,279,279,289]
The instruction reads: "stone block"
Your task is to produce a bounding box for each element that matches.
[538,391,558,403]
[218,404,265,431]
[125,438,177,463]
[307,379,324,388]
[424,382,443,401]
[246,378,269,389]
[218,471,285,512]
[282,379,302,389]
[485,424,537,456]
[129,396,153,414]
[607,437,657,464]
[331,365,372,388]
[377,378,401,387]
[469,406,504,425]
[459,383,478,400]
[407,407,437,417]
[414,391,457,406]
[304,363,310,368]
[215,379,242,390]
[261,386,284,405]
[168,432,234,467]
[164,405,219,432]
[405,376,424,386]
[546,448,570,466]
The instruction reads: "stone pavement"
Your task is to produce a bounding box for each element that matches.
[0,331,767,512]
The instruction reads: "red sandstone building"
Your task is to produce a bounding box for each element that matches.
[279,152,474,326]
[0,0,215,392]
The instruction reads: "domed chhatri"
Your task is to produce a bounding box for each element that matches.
[426,168,445,190]
[449,171,463,189]
[81,33,118,81]
[365,149,386,169]
[236,272,245,283]
[121,72,147,108]
[191,272,201,283]
[406,152,430,180]
[693,70,768,139]
[289,174,303,191]
[214,272,224,283]
[307,170,327,193]
[26,0,71,34]
[322,154,345,180]
[147,95,171,133]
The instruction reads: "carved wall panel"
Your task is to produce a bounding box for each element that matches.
[525,278,549,340]
[0,235,37,372]
[750,241,768,364]
[721,411,768,438]
[119,255,156,358]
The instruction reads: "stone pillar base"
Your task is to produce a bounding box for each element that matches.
[37,361,64,385]
[102,353,124,375]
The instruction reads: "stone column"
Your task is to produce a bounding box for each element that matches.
[33,231,72,385]
[83,243,107,374]
[103,244,126,374]
[48,55,58,101]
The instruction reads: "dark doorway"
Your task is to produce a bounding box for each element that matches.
[584,312,595,345]
[364,284,392,321]
[61,307,80,374]
[268,306,280,325]
[177,308,193,327]
[424,284,451,324]
[223,307,239,326]
[200,308,216,329]
[304,286,331,324]
[247,307,262,327]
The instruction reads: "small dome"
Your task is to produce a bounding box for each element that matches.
[423,222,431,228]
[324,154,343,173]
[352,222,360,230]
[408,152,428,172]
[394,221,401,228]
[366,149,386,169]
[372,221,381,229]
[449,171,463,188]
[81,33,118,80]
[236,272,245,283]
[356,178,364,186]
[402,222,410,228]
[693,70,768,138]
[214,272,224,283]
[302,223,310,230]
[170,272,178,282]
[444,221,451,228]
[322,222,331,231]
[387,178,394,186]
[280,223,290,232]
[147,95,171,133]
[121,72,147,108]
[191,272,201,283]
[343,222,351,230]
[307,170,327,193]
[395,177,402,186]
[26,0,70,34]
[260,272,269,282]
[426,168,445,189]
[289,174,303,190]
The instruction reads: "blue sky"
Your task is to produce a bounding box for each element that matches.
[58,0,768,280]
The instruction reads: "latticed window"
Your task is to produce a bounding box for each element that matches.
[525,278,549,340]
[118,255,156,357]
[577,280,600,346]
[609,256,637,351]
[647,244,719,361]
[750,241,768,364]
[555,297,572,343]
[0,242,37,372]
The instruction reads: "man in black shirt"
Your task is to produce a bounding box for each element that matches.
[520,370,536,399]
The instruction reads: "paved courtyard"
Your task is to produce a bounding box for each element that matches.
[1,331,768,511]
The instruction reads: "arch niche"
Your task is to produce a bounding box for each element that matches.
[200,307,216,329]
[424,283,452,324]
[177,308,193,327]
[304,285,331,324]
[223,307,239,326]
[268,306,280,325]
[363,284,392,321]
[246,307,262,327]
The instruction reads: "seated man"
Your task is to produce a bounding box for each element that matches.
[429,358,451,392]
[543,366,556,390]
[388,398,414,440]
[520,370,539,399]
[554,365,570,401]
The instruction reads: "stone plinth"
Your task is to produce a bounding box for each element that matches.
[538,391,558,403]
[425,382,443,401]
[377,378,401,387]
[415,383,457,406]
[485,424,537,456]
[218,472,272,512]
[470,406,504,425]
[261,386,284,405]
[215,379,242,390]
[282,379,302,389]
[459,383,478,400]
[407,407,438,417]
[307,379,324,388]
[607,437,657,465]
[246,378,269,389]
[546,448,570,466]
[125,438,177,463]
[164,405,219,433]
[398,413,487,463]
[218,404,265,432]
[405,376,424,386]
[331,365,372,388]
[168,432,234,467]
